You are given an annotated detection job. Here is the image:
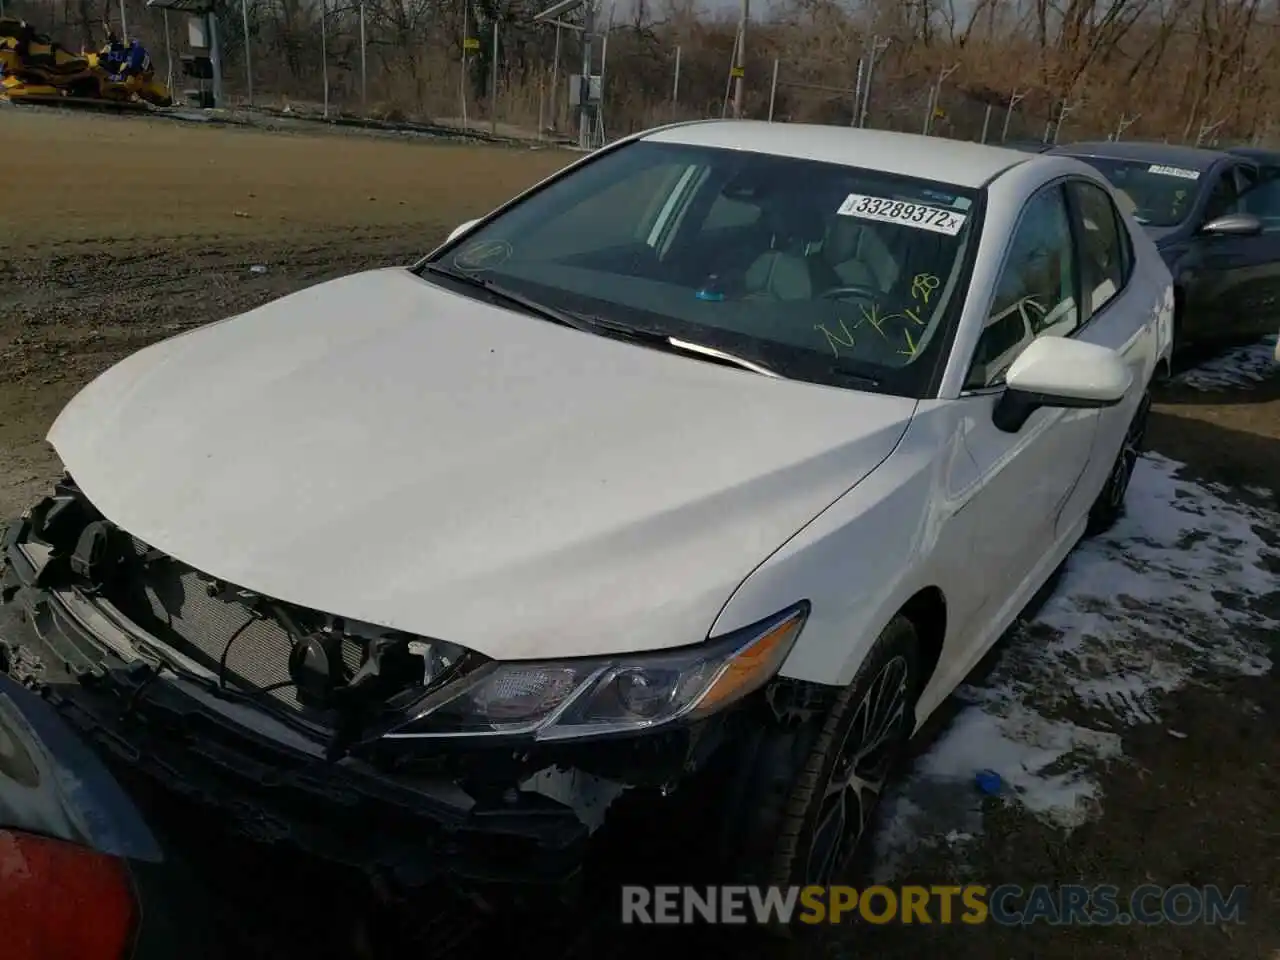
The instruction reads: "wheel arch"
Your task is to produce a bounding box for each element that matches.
[896,586,947,701]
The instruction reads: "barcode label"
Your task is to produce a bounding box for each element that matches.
[837,193,968,235]
[1147,164,1201,180]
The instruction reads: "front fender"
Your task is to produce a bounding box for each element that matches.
[709,414,952,691]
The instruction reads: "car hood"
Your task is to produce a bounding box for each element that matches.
[48,268,917,661]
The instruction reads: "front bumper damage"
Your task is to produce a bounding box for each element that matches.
[0,500,740,896]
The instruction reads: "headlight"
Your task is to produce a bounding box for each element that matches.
[384,603,808,741]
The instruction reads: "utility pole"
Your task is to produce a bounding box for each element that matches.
[1001,89,1024,142]
[923,62,958,136]
[732,0,748,118]
[359,3,367,113]
[1114,112,1139,141]
[241,0,253,105]
[851,57,864,126]
[858,34,891,128]
[579,0,594,149]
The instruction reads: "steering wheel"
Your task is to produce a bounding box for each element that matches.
[820,284,880,301]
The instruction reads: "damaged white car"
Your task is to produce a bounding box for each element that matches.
[0,120,1172,899]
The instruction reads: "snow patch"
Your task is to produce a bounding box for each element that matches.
[873,452,1278,879]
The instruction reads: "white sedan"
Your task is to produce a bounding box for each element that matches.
[1,121,1172,897]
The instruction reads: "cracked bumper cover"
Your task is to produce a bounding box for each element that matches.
[0,517,731,890]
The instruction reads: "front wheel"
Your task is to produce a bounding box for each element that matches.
[1087,391,1151,535]
[733,616,921,893]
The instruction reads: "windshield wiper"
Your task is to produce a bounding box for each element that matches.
[421,263,596,332]
[423,264,780,376]
[421,264,878,383]
[665,336,782,377]
[561,317,781,377]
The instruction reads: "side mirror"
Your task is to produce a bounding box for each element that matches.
[993,336,1132,433]
[1199,212,1263,237]
[445,219,481,244]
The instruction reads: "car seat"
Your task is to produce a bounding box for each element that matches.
[819,217,899,292]
[743,202,842,300]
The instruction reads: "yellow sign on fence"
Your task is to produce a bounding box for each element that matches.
[730,66,744,78]
[462,37,480,51]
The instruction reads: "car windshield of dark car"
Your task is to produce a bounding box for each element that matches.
[418,141,980,396]
[1078,157,1203,227]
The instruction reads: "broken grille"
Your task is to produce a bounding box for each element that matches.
[104,536,364,721]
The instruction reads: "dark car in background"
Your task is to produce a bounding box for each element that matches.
[1050,140,1280,352]
[1002,140,1053,154]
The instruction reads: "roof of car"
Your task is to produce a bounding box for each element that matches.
[1049,139,1227,171]
[640,120,1032,189]
[1227,144,1280,162]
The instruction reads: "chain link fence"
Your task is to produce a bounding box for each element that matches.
[7,0,1272,149]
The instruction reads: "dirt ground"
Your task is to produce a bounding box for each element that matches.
[1,106,1277,960]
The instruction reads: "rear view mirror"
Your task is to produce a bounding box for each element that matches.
[446,219,481,244]
[1200,212,1263,237]
[994,337,1131,433]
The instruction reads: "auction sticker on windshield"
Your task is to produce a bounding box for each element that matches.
[837,194,968,236]
[1147,164,1201,180]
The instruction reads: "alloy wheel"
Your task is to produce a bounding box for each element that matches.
[1106,395,1151,509]
[804,656,910,885]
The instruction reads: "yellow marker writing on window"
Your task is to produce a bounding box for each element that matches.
[911,273,941,304]
[815,318,857,358]
[859,301,887,336]
[899,326,920,358]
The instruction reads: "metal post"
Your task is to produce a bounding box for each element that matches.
[1114,112,1139,141]
[980,102,992,143]
[1001,89,1024,142]
[732,0,748,118]
[359,3,367,113]
[851,57,863,126]
[579,0,594,149]
[1195,119,1224,147]
[549,25,561,131]
[163,9,174,96]
[119,0,127,40]
[208,12,223,107]
[490,19,499,135]
[672,44,680,107]
[768,58,778,121]
[461,0,469,131]
[1052,98,1078,144]
[241,0,252,105]
[922,86,934,135]
[320,0,329,119]
[858,35,890,128]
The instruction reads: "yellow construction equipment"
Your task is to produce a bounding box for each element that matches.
[0,17,171,107]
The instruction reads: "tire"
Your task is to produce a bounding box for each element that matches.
[733,616,921,896]
[1087,390,1151,536]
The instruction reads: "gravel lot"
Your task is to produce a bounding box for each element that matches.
[1,106,1277,960]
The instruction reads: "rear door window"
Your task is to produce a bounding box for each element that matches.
[1067,180,1127,315]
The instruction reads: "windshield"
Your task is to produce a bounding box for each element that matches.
[419,141,981,397]
[1078,157,1204,227]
